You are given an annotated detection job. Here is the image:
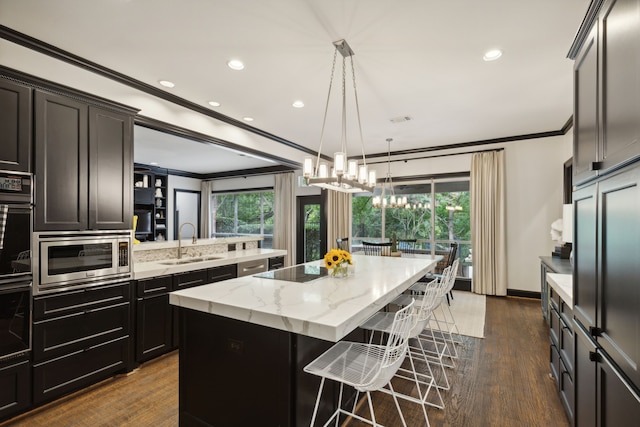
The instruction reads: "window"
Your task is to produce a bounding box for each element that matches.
[352,178,472,278]
[211,190,274,248]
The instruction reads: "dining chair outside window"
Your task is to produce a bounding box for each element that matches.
[362,241,392,256]
[304,299,416,427]
[336,237,349,251]
[397,239,417,254]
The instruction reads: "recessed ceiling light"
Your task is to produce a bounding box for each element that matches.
[292,100,305,108]
[158,80,175,88]
[208,101,221,107]
[150,162,159,166]
[227,59,245,71]
[243,116,254,122]
[483,49,503,61]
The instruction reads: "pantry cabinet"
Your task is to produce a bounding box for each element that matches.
[0,78,31,173]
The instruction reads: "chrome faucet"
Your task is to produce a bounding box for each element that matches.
[178,222,197,259]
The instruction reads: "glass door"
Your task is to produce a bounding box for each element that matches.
[296,196,325,264]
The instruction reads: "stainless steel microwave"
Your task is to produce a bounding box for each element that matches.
[33,231,131,295]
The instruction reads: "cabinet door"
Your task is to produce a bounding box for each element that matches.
[597,350,640,427]
[599,0,640,172]
[0,79,31,173]
[89,106,133,230]
[597,166,640,387]
[573,183,598,330]
[574,322,597,427]
[0,360,30,421]
[34,90,88,231]
[573,24,599,184]
[136,294,172,363]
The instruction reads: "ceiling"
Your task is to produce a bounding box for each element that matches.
[0,0,589,175]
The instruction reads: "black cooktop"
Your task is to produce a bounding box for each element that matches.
[254,264,328,283]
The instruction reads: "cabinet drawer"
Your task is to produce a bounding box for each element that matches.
[549,285,561,312]
[560,358,575,422]
[237,259,268,277]
[549,306,560,348]
[207,265,237,283]
[550,338,561,388]
[269,256,285,270]
[560,316,574,375]
[137,275,172,298]
[33,302,130,362]
[34,282,131,321]
[33,336,129,405]
[173,269,207,291]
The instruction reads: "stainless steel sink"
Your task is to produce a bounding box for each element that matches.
[159,257,205,265]
[158,256,222,265]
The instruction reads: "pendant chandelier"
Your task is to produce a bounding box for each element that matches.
[302,39,376,193]
[372,138,407,208]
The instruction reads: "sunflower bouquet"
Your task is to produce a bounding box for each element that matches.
[324,248,353,277]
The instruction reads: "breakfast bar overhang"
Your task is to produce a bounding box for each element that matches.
[169,254,439,426]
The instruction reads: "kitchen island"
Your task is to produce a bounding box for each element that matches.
[170,254,439,426]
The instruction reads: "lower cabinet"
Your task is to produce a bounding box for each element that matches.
[32,281,132,405]
[0,359,30,421]
[548,283,574,423]
[135,265,239,364]
[136,275,173,363]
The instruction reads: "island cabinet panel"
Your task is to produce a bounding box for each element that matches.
[31,281,132,405]
[0,78,31,173]
[135,275,173,363]
[0,359,30,422]
[178,309,365,427]
[34,91,133,231]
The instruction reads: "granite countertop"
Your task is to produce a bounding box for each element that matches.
[133,248,287,280]
[546,273,573,309]
[169,254,439,342]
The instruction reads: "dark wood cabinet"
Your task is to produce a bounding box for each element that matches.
[34,90,133,231]
[573,183,597,330]
[539,257,572,323]
[0,78,31,173]
[134,166,167,242]
[88,106,133,230]
[32,282,132,405]
[572,0,640,185]
[135,275,173,363]
[269,256,285,270]
[0,359,30,422]
[34,90,88,230]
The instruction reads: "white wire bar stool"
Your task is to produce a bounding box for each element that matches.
[393,273,454,388]
[359,283,445,425]
[304,299,416,427]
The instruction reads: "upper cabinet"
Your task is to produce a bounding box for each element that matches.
[571,0,640,185]
[34,90,134,231]
[0,79,32,173]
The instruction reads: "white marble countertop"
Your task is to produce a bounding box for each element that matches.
[547,273,573,309]
[133,248,287,280]
[169,254,439,342]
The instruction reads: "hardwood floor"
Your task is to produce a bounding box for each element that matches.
[1,296,569,427]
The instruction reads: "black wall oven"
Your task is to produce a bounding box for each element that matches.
[0,171,32,361]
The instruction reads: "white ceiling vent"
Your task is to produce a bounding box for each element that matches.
[390,116,412,124]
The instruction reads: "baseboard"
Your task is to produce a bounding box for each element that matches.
[507,289,541,299]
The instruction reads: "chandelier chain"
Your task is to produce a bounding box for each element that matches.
[315,47,339,176]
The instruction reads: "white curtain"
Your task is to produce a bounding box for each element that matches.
[200,180,215,238]
[326,191,352,251]
[470,150,507,296]
[274,173,296,267]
